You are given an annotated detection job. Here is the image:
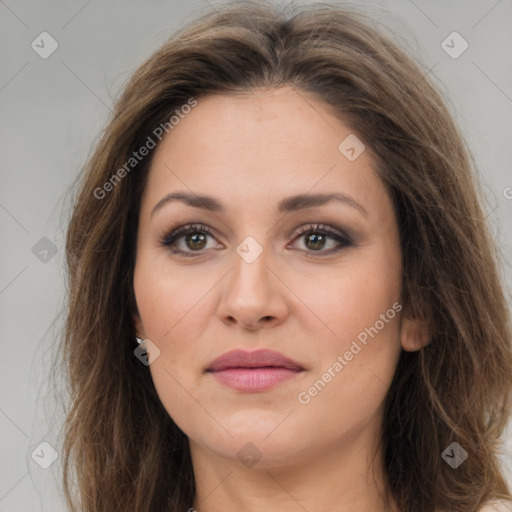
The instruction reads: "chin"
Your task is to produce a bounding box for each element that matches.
[189,415,310,467]
[209,435,309,469]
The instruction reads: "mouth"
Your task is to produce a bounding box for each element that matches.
[205,349,305,392]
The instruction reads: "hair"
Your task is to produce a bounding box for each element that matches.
[58,1,512,511]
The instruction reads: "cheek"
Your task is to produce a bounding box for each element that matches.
[291,251,402,411]
[133,259,216,425]
[134,254,214,341]
[296,311,402,442]
[136,285,209,436]
[291,251,401,345]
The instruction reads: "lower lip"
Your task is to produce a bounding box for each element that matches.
[208,367,303,392]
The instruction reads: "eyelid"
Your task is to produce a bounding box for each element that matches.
[159,223,218,245]
[158,222,353,257]
[293,223,352,242]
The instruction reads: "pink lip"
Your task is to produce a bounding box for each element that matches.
[206,349,304,392]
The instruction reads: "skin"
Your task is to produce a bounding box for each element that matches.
[133,86,429,512]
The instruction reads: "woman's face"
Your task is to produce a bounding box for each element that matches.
[133,86,423,469]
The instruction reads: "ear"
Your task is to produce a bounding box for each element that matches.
[133,311,146,340]
[400,314,431,352]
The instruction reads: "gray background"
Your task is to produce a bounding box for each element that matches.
[1,0,511,510]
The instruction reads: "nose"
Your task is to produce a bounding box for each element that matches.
[217,246,289,332]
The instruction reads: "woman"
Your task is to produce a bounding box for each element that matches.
[59,1,512,510]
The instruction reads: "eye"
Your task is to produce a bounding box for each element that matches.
[290,223,353,256]
[159,222,353,257]
[159,223,220,257]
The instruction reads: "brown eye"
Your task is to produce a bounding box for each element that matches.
[184,232,208,251]
[160,223,220,257]
[304,232,327,251]
[292,223,353,256]
[160,222,353,258]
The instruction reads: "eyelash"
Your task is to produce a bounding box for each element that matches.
[159,223,353,258]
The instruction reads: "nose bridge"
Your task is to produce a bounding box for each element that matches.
[217,237,287,328]
[229,239,273,305]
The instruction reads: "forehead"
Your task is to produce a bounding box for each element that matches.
[140,87,388,221]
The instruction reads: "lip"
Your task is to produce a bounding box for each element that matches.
[205,349,305,392]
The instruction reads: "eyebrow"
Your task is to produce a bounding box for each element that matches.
[150,191,368,217]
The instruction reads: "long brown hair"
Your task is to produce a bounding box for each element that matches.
[58,1,512,510]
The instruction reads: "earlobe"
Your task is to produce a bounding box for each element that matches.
[400,315,431,352]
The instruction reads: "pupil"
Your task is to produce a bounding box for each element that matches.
[307,233,324,250]
[187,233,206,250]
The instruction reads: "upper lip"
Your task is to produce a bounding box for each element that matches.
[206,349,304,372]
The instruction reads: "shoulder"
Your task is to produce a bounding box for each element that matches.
[478,500,512,512]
